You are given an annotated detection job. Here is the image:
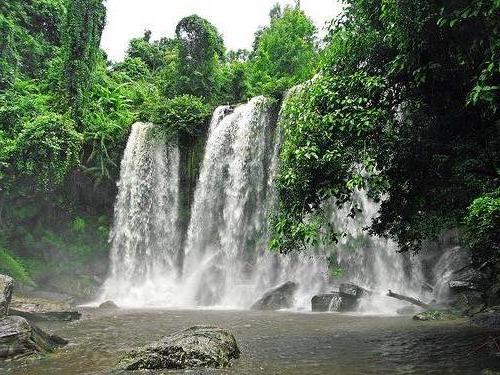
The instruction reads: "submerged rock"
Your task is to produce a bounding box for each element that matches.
[10,295,81,322]
[311,292,358,312]
[413,309,458,321]
[251,281,298,311]
[98,300,119,309]
[0,316,67,359]
[0,275,14,318]
[117,326,240,370]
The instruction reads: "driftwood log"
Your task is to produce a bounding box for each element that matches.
[387,289,431,309]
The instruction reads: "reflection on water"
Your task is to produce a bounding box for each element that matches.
[1,309,499,374]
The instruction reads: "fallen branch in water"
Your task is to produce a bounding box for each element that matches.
[387,290,431,309]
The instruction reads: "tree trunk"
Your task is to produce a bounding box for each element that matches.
[386,290,431,309]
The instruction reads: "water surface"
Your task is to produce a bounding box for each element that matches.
[2,309,499,374]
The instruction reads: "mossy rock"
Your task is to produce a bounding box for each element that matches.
[117,326,240,370]
[413,309,458,321]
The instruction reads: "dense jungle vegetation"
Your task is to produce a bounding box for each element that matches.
[0,0,498,289]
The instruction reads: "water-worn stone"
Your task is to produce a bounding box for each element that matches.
[311,292,358,312]
[413,309,457,321]
[98,300,119,309]
[0,274,14,318]
[251,281,298,311]
[0,316,67,359]
[339,283,370,298]
[117,326,240,370]
[10,296,81,322]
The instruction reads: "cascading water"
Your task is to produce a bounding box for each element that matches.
[101,97,425,313]
[180,96,328,308]
[325,192,424,313]
[102,122,181,306]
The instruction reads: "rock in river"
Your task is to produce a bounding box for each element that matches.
[98,300,119,309]
[311,292,358,312]
[251,281,298,310]
[117,326,240,370]
[339,283,371,298]
[413,309,458,321]
[0,274,14,318]
[0,316,67,359]
[9,295,81,322]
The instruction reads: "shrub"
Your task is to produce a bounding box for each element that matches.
[14,113,82,190]
[150,94,212,138]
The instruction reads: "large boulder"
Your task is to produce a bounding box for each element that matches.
[10,295,81,322]
[0,316,67,359]
[0,274,14,318]
[251,281,298,311]
[314,292,358,312]
[311,292,359,312]
[117,326,240,371]
[339,283,371,298]
[311,283,369,312]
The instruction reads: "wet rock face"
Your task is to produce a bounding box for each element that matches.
[339,283,370,298]
[251,281,298,311]
[311,293,359,312]
[448,267,489,292]
[0,316,67,359]
[0,274,14,318]
[117,326,240,371]
[311,283,369,312]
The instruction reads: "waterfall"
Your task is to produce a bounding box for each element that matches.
[325,192,424,313]
[101,98,425,313]
[180,96,327,308]
[102,122,181,306]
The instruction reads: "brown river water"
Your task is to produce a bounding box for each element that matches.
[1,309,499,374]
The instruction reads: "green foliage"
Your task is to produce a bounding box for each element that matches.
[175,15,224,98]
[247,6,317,98]
[151,95,212,138]
[271,72,392,253]
[72,216,86,232]
[0,247,34,285]
[62,0,106,128]
[271,0,500,255]
[14,113,82,190]
[464,188,500,260]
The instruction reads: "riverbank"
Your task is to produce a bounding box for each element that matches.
[2,308,499,375]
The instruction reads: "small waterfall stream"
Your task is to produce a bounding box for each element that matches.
[101,97,425,312]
